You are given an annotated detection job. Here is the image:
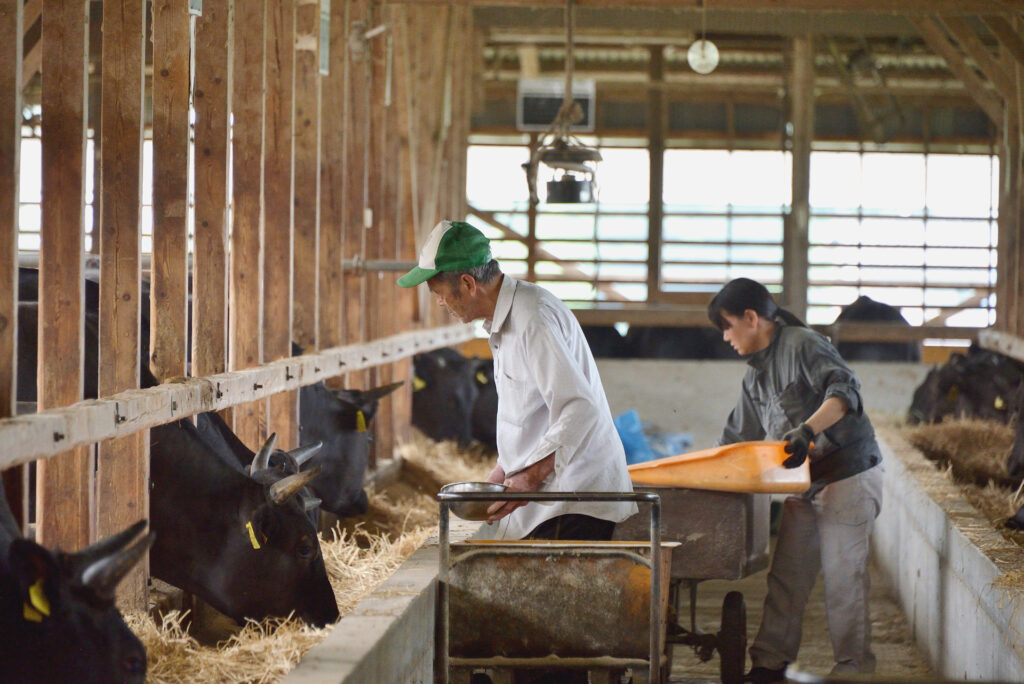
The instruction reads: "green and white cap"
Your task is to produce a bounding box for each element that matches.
[398,220,492,288]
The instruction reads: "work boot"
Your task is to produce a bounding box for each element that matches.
[743,665,786,684]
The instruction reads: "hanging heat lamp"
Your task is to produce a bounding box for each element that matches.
[687,0,719,75]
[522,0,602,205]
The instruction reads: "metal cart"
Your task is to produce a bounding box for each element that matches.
[613,485,772,684]
[436,491,676,684]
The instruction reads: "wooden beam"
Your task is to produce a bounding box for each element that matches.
[231,0,267,448]
[20,0,39,85]
[911,16,1004,124]
[37,0,89,551]
[150,0,191,381]
[96,0,148,608]
[22,35,40,87]
[0,324,475,471]
[983,15,1024,68]
[296,0,322,352]
[469,206,631,302]
[978,328,1024,363]
[264,0,297,448]
[647,45,665,303]
[394,0,1016,11]
[997,110,1020,332]
[783,35,812,322]
[940,16,1015,101]
[1,0,23,528]
[192,0,231,379]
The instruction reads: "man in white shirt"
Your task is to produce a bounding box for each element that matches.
[398,219,636,541]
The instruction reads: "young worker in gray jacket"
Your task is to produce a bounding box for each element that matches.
[708,278,883,684]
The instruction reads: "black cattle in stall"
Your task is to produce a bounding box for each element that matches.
[832,295,921,362]
[626,325,738,360]
[470,358,498,452]
[149,400,339,627]
[580,325,633,358]
[0,485,152,684]
[1007,384,1024,480]
[907,345,1023,425]
[412,348,485,447]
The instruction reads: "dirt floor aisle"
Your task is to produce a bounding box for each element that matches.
[668,551,932,682]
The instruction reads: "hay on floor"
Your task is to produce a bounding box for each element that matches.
[133,434,489,683]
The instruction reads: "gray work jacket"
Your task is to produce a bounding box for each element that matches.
[715,320,882,493]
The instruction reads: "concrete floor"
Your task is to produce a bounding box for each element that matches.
[667,548,932,682]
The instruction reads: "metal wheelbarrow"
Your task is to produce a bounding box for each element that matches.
[436,491,677,684]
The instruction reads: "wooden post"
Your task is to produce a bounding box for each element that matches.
[647,45,665,303]
[231,0,267,447]
[37,0,90,551]
[783,35,813,322]
[317,0,343,353]
[296,0,323,353]
[0,0,23,527]
[150,0,191,381]
[96,0,148,607]
[193,0,231,381]
[998,107,1020,333]
[264,0,297,449]
[343,0,368,388]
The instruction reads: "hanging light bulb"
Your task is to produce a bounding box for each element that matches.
[687,0,719,75]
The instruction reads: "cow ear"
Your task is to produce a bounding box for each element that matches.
[8,539,61,622]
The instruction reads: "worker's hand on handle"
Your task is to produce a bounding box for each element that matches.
[485,464,506,485]
[781,422,815,469]
[486,453,555,523]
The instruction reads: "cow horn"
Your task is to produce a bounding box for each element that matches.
[79,532,155,602]
[302,496,322,512]
[360,381,405,402]
[67,519,149,582]
[268,465,322,506]
[288,441,323,467]
[251,432,278,475]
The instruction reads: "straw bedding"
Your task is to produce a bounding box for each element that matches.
[900,418,1024,547]
[132,433,493,683]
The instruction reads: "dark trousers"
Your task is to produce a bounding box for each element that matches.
[512,514,616,684]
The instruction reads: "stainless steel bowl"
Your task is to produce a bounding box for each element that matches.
[439,481,508,521]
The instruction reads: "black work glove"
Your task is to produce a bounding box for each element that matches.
[781,423,815,468]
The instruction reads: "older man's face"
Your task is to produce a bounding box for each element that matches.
[427,275,478,323]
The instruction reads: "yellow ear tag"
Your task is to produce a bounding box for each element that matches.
[22,577,50,622]
[246,521,261,550]
[356,410,367,433]
[995,396,1006,410]
[476,371,487,385]
[413,376,426,392]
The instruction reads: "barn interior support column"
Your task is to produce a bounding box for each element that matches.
[647,44,665,303]
[998,104,1020,332]
[342,0,369,388]
[230,0,267,447]
[97,0,148,608]
[0,0,23,528]
[264,0,297,449]
[150,0,192,381]
[296,0,323,353]
[1015,27,1024,339]
[317,0,342,353]
[37,0,90,551]
[193,0,232,381]
[783,35,813,322]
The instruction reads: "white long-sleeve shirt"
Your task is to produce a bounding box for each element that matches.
[483,275,637,539]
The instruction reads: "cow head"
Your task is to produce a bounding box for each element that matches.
[412,348,481,446]
[1,520,152,684]
[1008,384,1024,480]
[299,381,403,518]
[470,358,497,451]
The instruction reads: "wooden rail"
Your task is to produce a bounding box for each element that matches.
[0,324,474,471]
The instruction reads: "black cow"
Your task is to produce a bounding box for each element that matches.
[833,295,921,362]
[907,345,1023,425]
[471,358,498,452]
[149,407,339,627]
[581,325,633,358]
[412,348,486,447]
[0,485,152,684]
[626,325,737,359]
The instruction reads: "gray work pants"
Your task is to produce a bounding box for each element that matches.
[749,464,883,674]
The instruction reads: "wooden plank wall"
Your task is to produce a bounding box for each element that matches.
[7,0,477,567]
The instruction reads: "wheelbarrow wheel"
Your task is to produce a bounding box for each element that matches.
[718,590,747,684]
